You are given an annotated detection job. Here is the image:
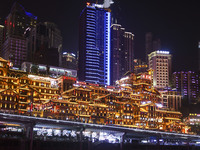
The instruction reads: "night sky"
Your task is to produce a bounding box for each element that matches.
[0,0,200,72]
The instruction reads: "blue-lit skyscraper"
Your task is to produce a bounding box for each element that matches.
[78,2,112,85]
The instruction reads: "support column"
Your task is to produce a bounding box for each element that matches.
[186,138,190,150]
[156,134,161,150]
[20,139,26,150]
[79,128,84,150]
[88,132,92,150]
[120,133,125,150]
[25,123,35,150]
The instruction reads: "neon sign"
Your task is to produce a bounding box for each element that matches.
[63,76,76,81]
[141,74,151,80]
[157,51,169,54]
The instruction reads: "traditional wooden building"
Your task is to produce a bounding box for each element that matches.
[0,57,190,133]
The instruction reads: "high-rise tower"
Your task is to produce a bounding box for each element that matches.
[2,2,37,68]
[145,32,161,62]
[173,71,199,104]
[111,24,134,85]
[78,2,112,85]
[26,22,62,66]
[148,50,172,89]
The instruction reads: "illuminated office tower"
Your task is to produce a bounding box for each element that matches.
[78,2,113,85]
[111,24,134,84]
[2,2,37,68]
[148,50,172,89]
[173,71,199,104]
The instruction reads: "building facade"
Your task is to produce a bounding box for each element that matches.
[26,22,62,66]
[111,24,134,85]
[62,52,77,70]
[133,59,148,74]
[148,50,172,89]
[2,36,27,68]
[21,62,77,78]
[42,72,188,133]
[43,22,63,66]
[2,2,37,68]
[145,32,161,62]
[184,113,200,134]
[185,113,200,126]
[0,57,189,134]
[0,57,76,117]
[0,25,4,55]
[173,71,199,104]
[78,2,111,85]
[159,89,182,111]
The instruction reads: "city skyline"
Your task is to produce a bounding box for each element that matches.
[0,1,200,147]
[0,0,199,72]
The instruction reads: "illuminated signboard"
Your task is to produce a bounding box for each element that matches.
[141,74,151,80]
[157,51,169,54]
[63,76,76,81]
[7,62,13,67]
[106,86,115,89]
[88,83,99,87]
[77,81,87,85]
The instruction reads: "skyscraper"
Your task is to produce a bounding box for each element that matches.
[2,36,27,68]
[78,2,112,85]
[173,71,199,104]
[111,24,134,84]
[26,22,63,66]
[2,2,37,68]
[148,50,172,89]
[25,22,47,63]
[145,32,161,62]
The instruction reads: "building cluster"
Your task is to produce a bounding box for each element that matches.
[184,113,200,134]
[185,114,200,126]
[77,1,199,104]
[0,1,198,106]
[0,57,189,133]
[0,0,199,135]
[78,2,134,86]
[133,59,148,74]
[0,57,76,115]
[0,2,77,72]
